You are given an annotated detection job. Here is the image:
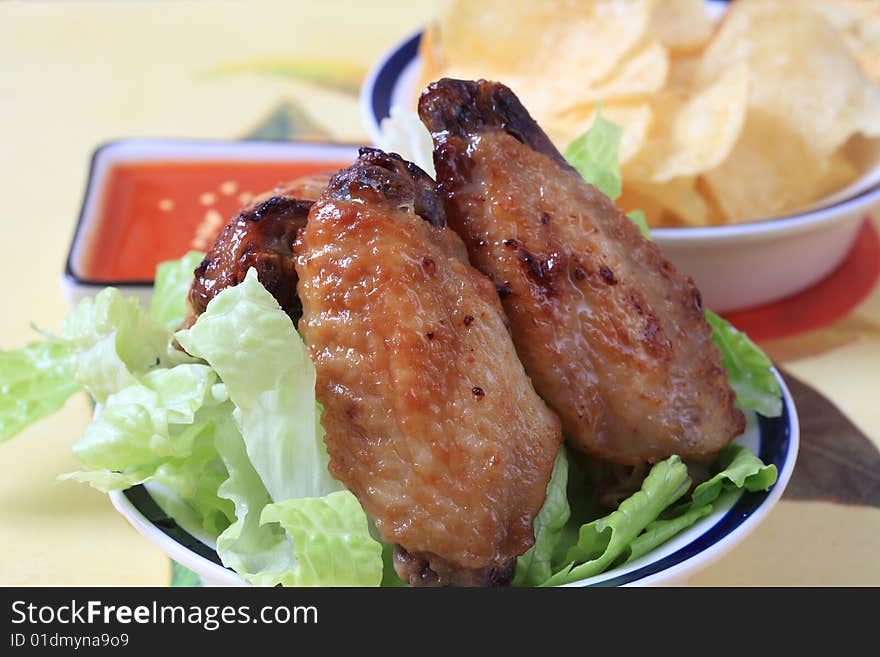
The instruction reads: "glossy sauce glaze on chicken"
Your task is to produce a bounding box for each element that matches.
[419,78,745,466]
[293,148,562,586]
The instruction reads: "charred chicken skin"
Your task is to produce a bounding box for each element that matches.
[183,173,333,328]
[294,148,562,586]
[419,78,745,466]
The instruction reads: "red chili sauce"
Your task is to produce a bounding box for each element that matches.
[79,160,349,281]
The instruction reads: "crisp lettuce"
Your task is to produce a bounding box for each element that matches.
[0,252,382,586]
[150,250,205,329]
[689,443,778,509]
[61,287,194,403]
[60,365,235,535]
[624,504,714,565]
[626,209,651,238]
[544,456,692,586]
[537,443,779,586]
[175,267,380,585]
[1,282,194,443]
[261,492,383,587]
[0,339,79,442]
[563,106,623,201]
[211,413,300,586]
[176,268,341,503]
[705,310,783,417]
[513,447,570,586]
[43,284,235,533]
[622,443,778,566]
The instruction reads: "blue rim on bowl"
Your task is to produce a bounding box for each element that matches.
[110,368,798,587]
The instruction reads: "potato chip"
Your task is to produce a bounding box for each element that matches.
[650,0,713,53]
[697,1,880,158]
[790,137,878,212]
[624,177,711,226]
[812,152,860,201]
[665,50,706,95]
[457,39,667,126]
[694,1,880,221]
[695,177,730,225]
[765,0,880,82]
[623,63,748,183]
[436,0,654,105]
[545,102,653,165]
[420,0,880,226]
[828,0,880,83]
[703,110,827,222]
[617,184,668,225]
[857,47,880,83]
[550,38,669,114]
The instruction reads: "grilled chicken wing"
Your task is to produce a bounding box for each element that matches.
[294,148,562,586]
[419,78,745,466]
[183,173,333,328]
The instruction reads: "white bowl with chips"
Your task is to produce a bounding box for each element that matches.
[360,1,880,313]
[650,186,880,312]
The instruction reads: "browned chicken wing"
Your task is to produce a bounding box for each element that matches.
[419,78,745,466]
[294,148,562,586]
[182,173,333,328]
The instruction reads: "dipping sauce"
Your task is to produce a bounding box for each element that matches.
[79,160,349,281]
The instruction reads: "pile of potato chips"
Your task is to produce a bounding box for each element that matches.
[417,0,880,226]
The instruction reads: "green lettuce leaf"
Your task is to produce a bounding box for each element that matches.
[513,447,570,586]
[61,364,235,534]
[175,267,340,503]
[212,416,300,586]
[564,114,650,237]
[563,105,623,200]
[70,364,219,472]
[622,443,778,566]
[0,339,80,442]
[36,275,229,534]
[543,456,691,586]
[1,283,196,443]
[61,287,194,403]
[625,503,714,564]
[689,443,778,509]
[537,444,779,585]
[261,492,384,586]
[175,267,381,585]
[150,250,205,329]
[210,393,381,586]
[705,310,783,417]
[626,209,651,238]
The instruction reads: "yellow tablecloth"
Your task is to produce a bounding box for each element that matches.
[1,0,878,586]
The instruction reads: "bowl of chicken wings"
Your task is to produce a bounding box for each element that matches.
[43,78,792,588]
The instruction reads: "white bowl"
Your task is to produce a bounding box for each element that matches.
[109,369,798,587]
[359,14,880,313]
[651,192,879,312]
